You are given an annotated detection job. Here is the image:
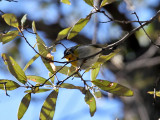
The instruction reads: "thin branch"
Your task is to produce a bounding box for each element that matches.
[57,69,80,86]
[18,27,68,63]
[99,20,147,24]
[132,12,160,47]
[0,10,4,14]
[5,0,18,2]
[39,62,69,87]
[98,10,147,24]
[125,56,160,72]
[63,10,160,64]
[77,73,90,88]
[19,10,160,66]
[106,10,160,49]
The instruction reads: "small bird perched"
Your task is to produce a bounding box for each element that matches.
[62,44,115,70]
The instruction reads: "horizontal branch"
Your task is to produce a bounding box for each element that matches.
[125,56,160,71]
[74,10,160,62]
[106,10,160,49]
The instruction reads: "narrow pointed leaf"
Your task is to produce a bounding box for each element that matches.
[92,79,134,96]
[100,0,116,8]
[83,0,94,7]
[27,75,52,85]
[68,65,79,77]
[92,49,120,68]
[2,13,19,28]
[2,53,27,84]
[18,93,31,120]
[21,14,27,27]
[60,83,84,91]
[56,66,69,75]
[0,30,19,44]
[56,66,79,77]
[84,90,96,117]
[60,0,71,5]
[40,89,59,120]
[47,44,56,53]
[25,89,52,94]
[49,72,55,84]
[67,16,91,39]
[148,91,160,97]
[32,21,37,33]
[94,90,102,98]
[0,79,20,90]
[23,54,39,71]
[56,27,71,41]
[91,65,100,81]
[36,34,56,73]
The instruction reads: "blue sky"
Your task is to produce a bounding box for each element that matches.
[0,0,159,120]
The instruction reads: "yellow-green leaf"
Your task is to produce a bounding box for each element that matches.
[36,34,56,73]
[147,91,160,97]
[0,79,20,90]
[27,75,52,85]
[60,83,84,91]
[25,89,52,94]
[2,13,19,28]
[94,90,102,98]
[49,72,55,84]
[56,27,71,41]
[1,53,27,84]
[60,0,71,5]
[18,93,31,120]
[91,65,100,81]
[32,21,37,33]
[21,14,27,27]
[100,0,116,8]
[23,54,39,71]
[56,66,79,77]
[48,44,56,53]
[92,49,120,68]
[0,30,19,44]
[40,89,59,120]
[68,65,79,77]
[83,0,94,7]
[92,79,134,96]
[56,66,69,75]
[84,90,96,117]
[67,17,90,39]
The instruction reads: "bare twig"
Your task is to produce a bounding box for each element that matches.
[99,20,147,24]
[0,10,4,14]
[98,10,147,24]
[125,56,160,71]
[5,0,18,2]
[105,10,160,49]
[77,73,90,88]
[18,27,68,63]
[64,10,160,64]
[57,68,80,86]
[19,10,160,66]
[39,62,69,87]
[132,12,160,47]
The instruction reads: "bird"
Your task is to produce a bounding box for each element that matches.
[62,44,115,70]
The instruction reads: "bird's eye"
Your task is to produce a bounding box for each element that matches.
[64,48,73,56]
[66,52,70,55]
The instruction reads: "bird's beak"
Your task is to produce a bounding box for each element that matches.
[61,56,65,59]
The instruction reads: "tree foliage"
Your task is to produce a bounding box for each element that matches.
[0,0,160,120]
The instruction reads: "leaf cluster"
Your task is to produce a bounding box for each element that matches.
[0,1,136,119]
